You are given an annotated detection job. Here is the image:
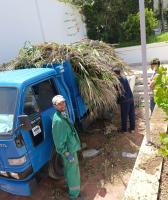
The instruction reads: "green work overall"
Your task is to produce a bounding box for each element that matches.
[52,111,81,199]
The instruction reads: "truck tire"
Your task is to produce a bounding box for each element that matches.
[48,152,64,180]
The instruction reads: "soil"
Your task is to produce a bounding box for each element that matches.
[138,155,162,175]
[159,158,168,200]
[0,107,145,200]
[150,109,168,200]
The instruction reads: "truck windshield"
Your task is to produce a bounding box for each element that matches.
[0,87,17,135]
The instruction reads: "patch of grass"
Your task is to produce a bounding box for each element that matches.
[117,32,168,48]
[148,32,168,43]
[116,40,140,48]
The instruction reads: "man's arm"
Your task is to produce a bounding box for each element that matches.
[52,119,75,162]
[149,79,155,90]
[52,119,68,156]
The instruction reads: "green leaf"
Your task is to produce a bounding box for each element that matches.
[162,137,168,145]
[160,132,168,141]
[159,146,168,157]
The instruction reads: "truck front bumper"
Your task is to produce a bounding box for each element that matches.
[0,176,37,196]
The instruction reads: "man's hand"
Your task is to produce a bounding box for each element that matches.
[65,152,74,163]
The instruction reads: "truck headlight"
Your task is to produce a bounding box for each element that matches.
[0,171,8,177]
[10,172,19,179]
[8,156,26,165]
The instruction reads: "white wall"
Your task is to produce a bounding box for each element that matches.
[115,42,168,65]
[0,0,87,64]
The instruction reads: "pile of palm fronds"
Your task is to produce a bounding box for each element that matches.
[0,39,129,115]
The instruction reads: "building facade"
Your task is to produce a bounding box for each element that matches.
[0,0,87,64]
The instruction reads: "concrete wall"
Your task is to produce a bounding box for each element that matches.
[115,42,168,65]
[0,0,87,64]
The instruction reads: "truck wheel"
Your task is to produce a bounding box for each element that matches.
[48,153,64,180]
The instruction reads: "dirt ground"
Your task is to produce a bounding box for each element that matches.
[149,108,168,200]
[0,107,145,200]
[158,157,168,200]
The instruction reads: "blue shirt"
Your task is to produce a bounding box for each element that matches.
[118,76,133,103]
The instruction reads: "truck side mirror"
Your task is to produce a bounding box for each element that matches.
[18,115,32,131]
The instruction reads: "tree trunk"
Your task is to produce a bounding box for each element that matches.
[159,0,165,31]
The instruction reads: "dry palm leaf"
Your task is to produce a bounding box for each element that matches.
[0,39,129,116]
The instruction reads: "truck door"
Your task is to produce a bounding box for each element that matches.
[23,87,44,146]
[22,79,57,173]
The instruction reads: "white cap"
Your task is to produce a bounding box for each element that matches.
[52,95,65,105]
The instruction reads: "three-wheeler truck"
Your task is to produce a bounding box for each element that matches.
[0,61,87,196]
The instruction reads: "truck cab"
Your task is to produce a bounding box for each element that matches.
[0,62,87,196]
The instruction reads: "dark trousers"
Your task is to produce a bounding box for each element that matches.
[120,101,135,132]
[150,96,155,113]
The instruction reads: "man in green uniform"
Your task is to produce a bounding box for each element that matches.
[52,95,85,200]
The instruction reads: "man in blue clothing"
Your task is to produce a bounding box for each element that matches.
[113,68,135,133]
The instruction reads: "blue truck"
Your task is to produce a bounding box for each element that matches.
[0,61,87,196]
